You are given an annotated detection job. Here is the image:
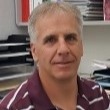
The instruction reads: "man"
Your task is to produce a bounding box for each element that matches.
[0,1,110,110]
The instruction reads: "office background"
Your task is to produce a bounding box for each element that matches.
[0,0,110,74]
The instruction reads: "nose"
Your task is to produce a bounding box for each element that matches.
[57,38,70,56]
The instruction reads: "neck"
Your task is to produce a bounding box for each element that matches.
[39,73,78,110]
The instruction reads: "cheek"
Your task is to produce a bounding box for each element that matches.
[38,49,51,61]
[71,44,83,58]
[77,41,83,56]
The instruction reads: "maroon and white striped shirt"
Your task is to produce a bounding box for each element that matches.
[0,70,110,110]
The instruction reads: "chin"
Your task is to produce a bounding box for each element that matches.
[54,71,76,81]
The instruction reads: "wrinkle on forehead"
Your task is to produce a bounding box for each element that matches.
[35,11,81,39]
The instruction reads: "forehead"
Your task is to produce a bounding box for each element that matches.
[35,12,79,34]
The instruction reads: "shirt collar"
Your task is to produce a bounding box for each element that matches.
[28,69,92,110]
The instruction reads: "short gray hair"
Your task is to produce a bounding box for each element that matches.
[28,1,83,43]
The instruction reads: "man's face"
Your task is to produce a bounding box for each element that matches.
[31,12,83,81]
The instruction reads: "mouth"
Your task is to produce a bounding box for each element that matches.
[53,61,74,66]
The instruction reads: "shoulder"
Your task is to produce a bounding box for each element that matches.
[78,76,101,90]
[0,80,30,110]
[78,76,110,100]
[78,76,110,109]
[79,77,106,96]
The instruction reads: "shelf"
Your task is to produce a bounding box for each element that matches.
[0,42,29,47]
[15,0,110,26]
[15,0,43,26]
[0,72,31,81]
[0,35,33,97]
[16,20,110,27]
[0,79,21,92]
[0,52,30,58]
[16,22,28,26]
[0,62,31,69]
[83,20,110,26]
[0,77,28,92]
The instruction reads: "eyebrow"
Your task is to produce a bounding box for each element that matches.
[43,34,56,44]
[43,32,78,43]
[64,33,77,37]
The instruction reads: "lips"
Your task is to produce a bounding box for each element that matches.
[53,61,74,65]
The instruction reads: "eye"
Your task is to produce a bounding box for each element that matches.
[65,33,77,44]
[43,35,57,45]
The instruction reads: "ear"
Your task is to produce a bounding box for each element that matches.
[30,43,38,62]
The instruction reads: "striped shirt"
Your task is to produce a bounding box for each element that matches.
[0,70,110,110]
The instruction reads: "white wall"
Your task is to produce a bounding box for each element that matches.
[0,0,110,74]
[79,25,110,74]
[0,0,27,40]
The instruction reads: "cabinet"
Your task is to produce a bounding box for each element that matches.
[15,0,110,26]
[0,34,33,98]
[15,0,42,26]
